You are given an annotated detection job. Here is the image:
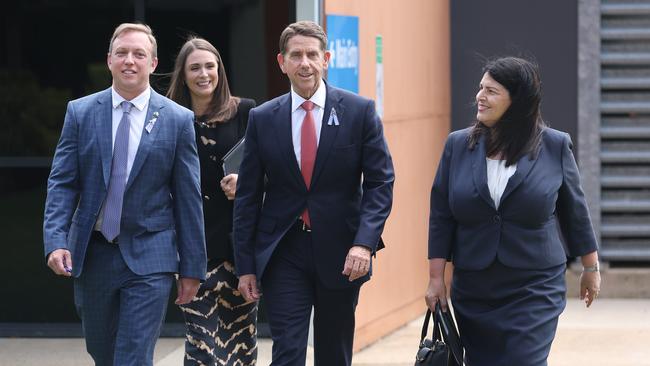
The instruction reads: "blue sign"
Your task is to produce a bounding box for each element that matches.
[326,15,359,93]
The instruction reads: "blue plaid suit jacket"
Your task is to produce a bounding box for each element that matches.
[44,87,206,280]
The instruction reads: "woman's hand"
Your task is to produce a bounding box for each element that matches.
[426,258,449,311]
[220,174,238,200]
[579,270,601,308]
[579,251,601,307]
[425,277,448,312]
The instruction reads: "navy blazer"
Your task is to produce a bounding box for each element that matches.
[428,127,598,270]
[43,88,207,279]
[233,85,394,288]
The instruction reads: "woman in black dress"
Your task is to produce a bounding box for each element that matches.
[167,37,257,366]
[425,57,601,365]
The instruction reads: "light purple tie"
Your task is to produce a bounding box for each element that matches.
[101,101,132,242]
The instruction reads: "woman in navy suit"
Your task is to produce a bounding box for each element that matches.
[426,57,601,365]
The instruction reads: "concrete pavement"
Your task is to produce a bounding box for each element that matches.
[1,298,648,365]
[353,298,650,366]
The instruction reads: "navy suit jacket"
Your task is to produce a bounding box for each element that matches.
[428,127,598,270]
[233,85,394,288]
[43,88,207,279]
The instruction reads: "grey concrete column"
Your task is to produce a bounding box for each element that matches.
[577,0,601,241]
[296,0,322,23]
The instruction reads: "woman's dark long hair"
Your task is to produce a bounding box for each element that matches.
[468,57,546,166]
[166,37,239,122]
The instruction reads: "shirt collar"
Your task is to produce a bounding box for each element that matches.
[290,80,326,113]
[111,87,151,112]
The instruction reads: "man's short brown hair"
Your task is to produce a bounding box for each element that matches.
[278,21,328,55]
[108,23,158,58]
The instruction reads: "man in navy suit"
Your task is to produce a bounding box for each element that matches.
[234,20,394,366]
[43,23,206,366]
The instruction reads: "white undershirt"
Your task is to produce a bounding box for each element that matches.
[486,158,517,209]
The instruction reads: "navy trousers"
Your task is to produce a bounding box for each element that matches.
[261,223,360,366]
[74,235,173,366]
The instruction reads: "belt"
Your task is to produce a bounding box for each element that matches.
[91,230,119,244]
[294,218,312,233]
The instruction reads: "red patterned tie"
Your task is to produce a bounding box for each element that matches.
[300,100,316,227]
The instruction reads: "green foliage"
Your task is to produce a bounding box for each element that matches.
[0,69,71,156]
[85,62,111,95]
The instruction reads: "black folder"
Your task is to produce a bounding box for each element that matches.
[221,137,245,175]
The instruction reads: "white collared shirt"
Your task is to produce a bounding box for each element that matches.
[110,87,150,178]
[95,87,151,231]
[291,80,326,166]
[486,158,517,209]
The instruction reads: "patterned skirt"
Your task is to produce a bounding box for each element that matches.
[180,260,258,366]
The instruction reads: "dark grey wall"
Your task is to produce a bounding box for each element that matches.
[451,0,578,142]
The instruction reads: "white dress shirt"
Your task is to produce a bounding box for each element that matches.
[110,87,150,178]
[95,87,151,230]
[486,158,517,209]
[291,80,326,166]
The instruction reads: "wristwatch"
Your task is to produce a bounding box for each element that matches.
[583,262,600,272]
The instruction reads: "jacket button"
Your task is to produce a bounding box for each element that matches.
[493,215,501,223]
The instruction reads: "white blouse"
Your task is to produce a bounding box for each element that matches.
[486,158,517,209]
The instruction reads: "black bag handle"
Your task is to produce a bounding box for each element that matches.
[434,302,464,365]
[419,305,443,345]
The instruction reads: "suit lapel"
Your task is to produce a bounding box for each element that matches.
[500,149,538,204]
[311,86,342,187]
[471,135,496,210]
[95,89,114,188]
[125,89,165,192]
[272,94,305,187]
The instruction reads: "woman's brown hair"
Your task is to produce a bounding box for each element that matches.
[167,37,239,122]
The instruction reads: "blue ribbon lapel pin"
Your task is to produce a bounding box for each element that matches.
[327,107,340,126]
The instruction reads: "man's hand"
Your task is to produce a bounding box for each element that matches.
[175,277,201,305]
[47,249,73,277]
[220,174,238,200]
[342,245,371,282]
[238,274,260,303]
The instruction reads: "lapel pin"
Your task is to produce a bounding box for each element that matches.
[145,111,159,133]
[327,107,339,126]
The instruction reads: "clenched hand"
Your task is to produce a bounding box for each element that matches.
[47,248,73,277]
[342,245,371,281]
[175,277,200,305]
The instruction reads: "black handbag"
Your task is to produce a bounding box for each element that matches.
[415,302,463,366]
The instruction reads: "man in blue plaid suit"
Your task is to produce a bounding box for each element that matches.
[43,23,206,366]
